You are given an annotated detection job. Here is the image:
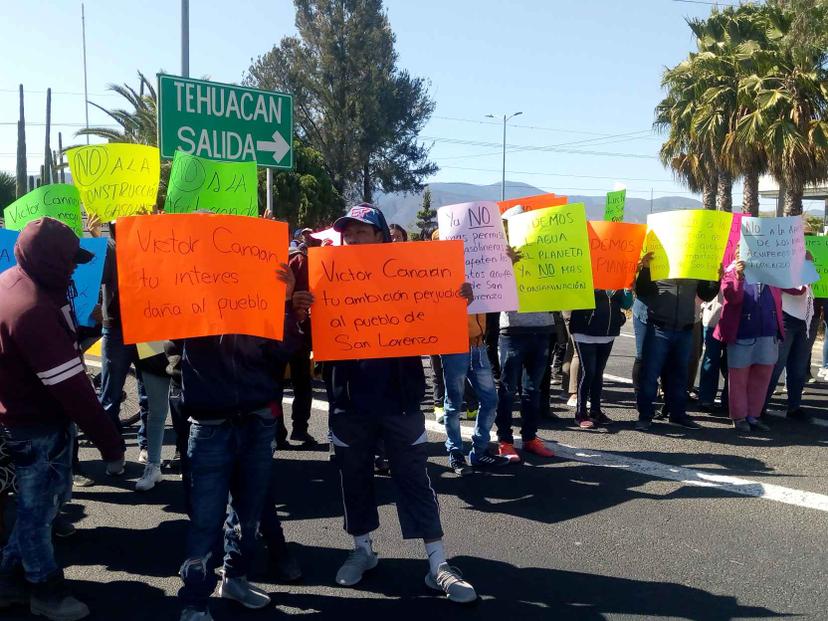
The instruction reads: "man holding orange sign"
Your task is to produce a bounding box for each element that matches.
[301,204,478,604]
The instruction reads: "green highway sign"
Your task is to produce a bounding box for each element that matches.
[158,74,293,170]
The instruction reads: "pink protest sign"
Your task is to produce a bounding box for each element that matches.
[722,213,743,267]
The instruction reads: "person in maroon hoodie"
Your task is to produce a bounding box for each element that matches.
[0,217,124,621]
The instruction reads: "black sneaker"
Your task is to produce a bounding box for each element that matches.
[747,417,770,432]
[53,515,76,539]
[269,544,303,582]
[669,415,701,429]
[787,408,813,423]
[449,452,470,476]
[290,431,317,446]
[469,449,510,468]
[590,411,613,425]
[635,420,652,431]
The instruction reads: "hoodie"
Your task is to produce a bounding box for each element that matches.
[0,218,123,461]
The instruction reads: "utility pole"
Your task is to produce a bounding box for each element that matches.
[486,111,522,202]
[81,3,90,143]
[181,0,189,78]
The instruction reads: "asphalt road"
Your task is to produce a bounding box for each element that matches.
[6,328,828,620]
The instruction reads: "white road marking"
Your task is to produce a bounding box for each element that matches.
[305,397,828,513]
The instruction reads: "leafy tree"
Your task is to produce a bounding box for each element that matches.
[258,139,344,229]
[245,0,437,203]
[0,171,15,211]
[414,187,436,240]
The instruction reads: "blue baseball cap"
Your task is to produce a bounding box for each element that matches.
[333,203,391,241]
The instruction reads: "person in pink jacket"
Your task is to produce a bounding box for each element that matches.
[714,257,786,433]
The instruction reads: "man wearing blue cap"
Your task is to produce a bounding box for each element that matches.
[294,203,478,604]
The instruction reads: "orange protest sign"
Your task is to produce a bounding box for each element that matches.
[309,241,469,361]
[587,221,647,290]
[498,193,568,214]
[116,213,288,344]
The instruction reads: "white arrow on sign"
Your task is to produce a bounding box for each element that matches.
[257,131,291,163]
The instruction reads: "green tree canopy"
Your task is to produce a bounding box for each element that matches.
[245,0,437,203]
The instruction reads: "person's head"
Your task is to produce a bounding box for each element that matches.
[333,203,391,246]
[294,227,313,244]
[388,223,408,243]
[15,217,94,291]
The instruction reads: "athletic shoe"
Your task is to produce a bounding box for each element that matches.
[72,474,95,488]
[590,411,613,425]
[787,408,813,422]
[218,576,271,609]
[290,430,317,446]
[53,515,76,539]
[566,394,578,408]
[434,406,445,425]
[747,417,770,432]
[669,415,701,429]
[449,452,470,476]
[522,437,555,458]
[465,409,478,421]
[336,547,379,586]
[575,416,595,430]
[425,563,477,604]
[180,608,213,621]
[469,449,510,468]
[732,419,751,432]
[135,464,163,492]
[807,376,817,384]
[497,441,521,463]
[635,420,652,431]
[269,544,303,583]
[0,571,28,609]
[138,448,149,465]
[30,575,90,621]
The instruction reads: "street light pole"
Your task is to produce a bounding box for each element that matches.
[487,112,522,201]
[181,0,190,78]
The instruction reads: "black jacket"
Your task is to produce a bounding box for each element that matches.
[179,308,301,420]
[635,268,720,331]
[327,357,426,417]
[566,290,630,337]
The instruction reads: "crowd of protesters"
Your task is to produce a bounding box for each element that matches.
[0,203,824,621]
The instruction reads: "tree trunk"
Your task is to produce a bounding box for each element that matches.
[702,172,718,210]
[716,171,732,212]
[742,169,760,216]
[775,179,786,216]
[16,85,26,198]
[362,164,372,203]
[784,181,804,216]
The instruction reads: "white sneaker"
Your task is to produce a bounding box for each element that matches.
[138,448,149,464]
[566,394,577,408]
[135,463,162,491]
[434,406,445,425]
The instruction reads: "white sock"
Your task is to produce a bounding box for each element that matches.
[425,540,446,575]
[354,534,373,554]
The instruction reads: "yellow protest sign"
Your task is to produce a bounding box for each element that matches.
[507,202,595,311]
[67,143,160,219]
[646,210,732,281]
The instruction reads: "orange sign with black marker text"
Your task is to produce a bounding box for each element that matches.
[116,213,288,344]
[309,241,469,361]
[587,221,647,290]
[498,193,568,214]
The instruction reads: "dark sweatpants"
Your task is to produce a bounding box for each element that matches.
[330,410,443,540]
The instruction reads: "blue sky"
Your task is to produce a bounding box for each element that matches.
[0,0,785,210]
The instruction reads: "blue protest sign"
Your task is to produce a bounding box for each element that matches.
[0,229,16,272]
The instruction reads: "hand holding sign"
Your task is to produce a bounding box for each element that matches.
[739,216,819,288]
[646,210,732,281]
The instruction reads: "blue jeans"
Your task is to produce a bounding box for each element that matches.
[0,426,72,583]
[142,372,171,465]
[765,313,809,412]
[441,345,498,456]
[633,315,647,359]
[178,412,276,611]
[637,324,694,421]
[100,324,147,436]
[698,326,728,406]
[823,319,828,369]
[495,333,550,443]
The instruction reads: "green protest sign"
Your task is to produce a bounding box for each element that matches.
[158,74,293,170]
[3,184,83,237]
[806,236,828,297]
[164,151,258,216]
[604,189,626,222]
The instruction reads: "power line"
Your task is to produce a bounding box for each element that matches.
[422,135,658,159]
[0,88,120,97]
[431,114,653,137]
[439,165,683,184]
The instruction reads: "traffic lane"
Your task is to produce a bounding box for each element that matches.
[60,404,828,621]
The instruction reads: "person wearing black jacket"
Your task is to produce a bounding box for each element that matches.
[296,204,477,604]
[634,253,721,431]
[177,266,299,621]
[566,289,633,429]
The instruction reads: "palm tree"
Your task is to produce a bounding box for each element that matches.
[0,170,15,213]
[77,72,158,145]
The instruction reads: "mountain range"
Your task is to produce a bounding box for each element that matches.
[373,181,702,229]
